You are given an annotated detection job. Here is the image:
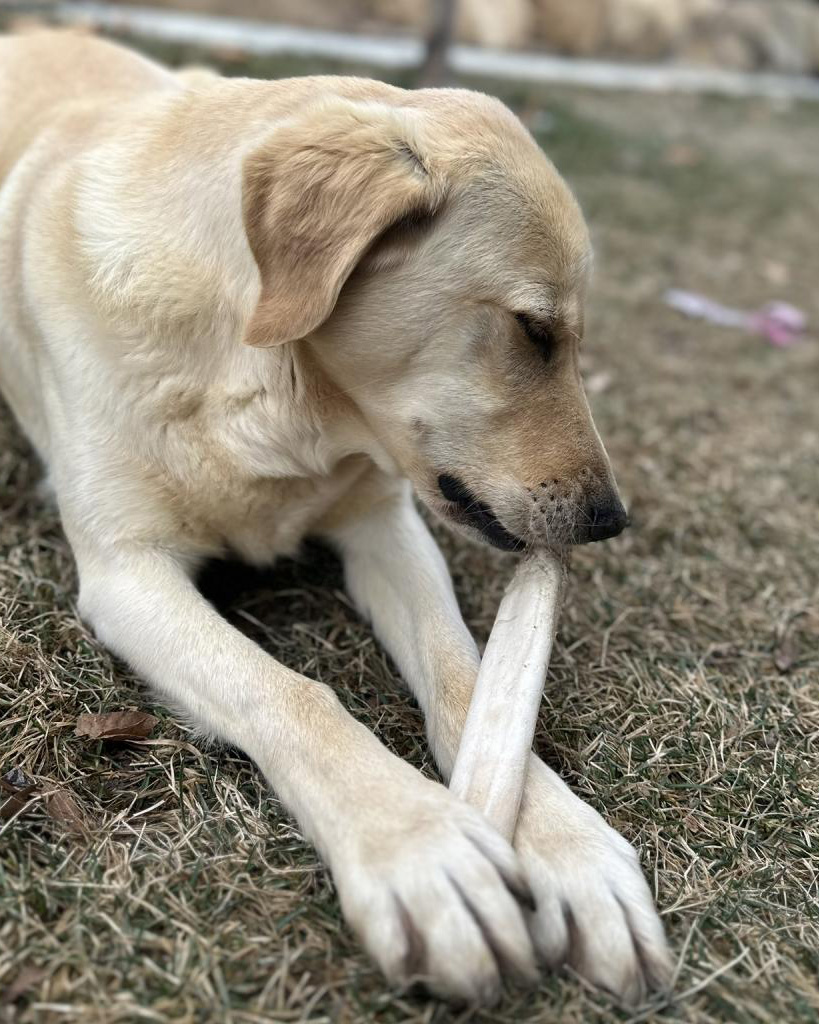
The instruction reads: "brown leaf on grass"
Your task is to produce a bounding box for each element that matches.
[45,788,93,834]
[1,767,36,790]
[75,710,158,741]
[0,767,37,820]
[0,964,46,1006]
[1,771,95,833]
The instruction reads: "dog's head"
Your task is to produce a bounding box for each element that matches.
[242,89,627,552]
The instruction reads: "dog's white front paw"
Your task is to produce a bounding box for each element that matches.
[514,758,672,1005]
[331,770,538,1004]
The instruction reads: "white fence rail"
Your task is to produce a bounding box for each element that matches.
[53,1,819,101]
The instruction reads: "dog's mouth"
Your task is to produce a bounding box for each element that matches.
[436,474,525,552]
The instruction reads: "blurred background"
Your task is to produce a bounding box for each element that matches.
[180,0,819,75]
[5,0,819,74]
[1,2,817,1023]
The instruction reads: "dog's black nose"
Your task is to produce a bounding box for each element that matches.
[585,498,630,542]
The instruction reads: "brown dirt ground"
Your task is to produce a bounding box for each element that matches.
[1,30,818,1024]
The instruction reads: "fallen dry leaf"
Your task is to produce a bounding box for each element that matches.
[0,767,37,820]
[0,964,46,1006]
[1,767,35,789]
[45,788,92,834]
[75,710,158,741]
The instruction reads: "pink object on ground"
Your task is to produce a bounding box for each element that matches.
[664,289,806,347]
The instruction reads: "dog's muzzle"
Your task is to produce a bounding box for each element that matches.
[438,474,630,551]
[437,474,525,552]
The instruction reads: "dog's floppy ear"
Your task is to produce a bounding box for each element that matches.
[241,98,444,347]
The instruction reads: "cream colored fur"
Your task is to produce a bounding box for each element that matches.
[0,31,671,1005]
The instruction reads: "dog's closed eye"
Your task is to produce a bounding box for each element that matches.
[515,312,556,364]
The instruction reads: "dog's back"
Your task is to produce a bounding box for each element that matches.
[0,30,174,183]
[0,31,177,457]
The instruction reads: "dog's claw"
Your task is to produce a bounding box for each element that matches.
[335,775,537,1004]
[514,761,671,1006]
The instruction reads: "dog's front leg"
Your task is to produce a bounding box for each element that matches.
[325,480,672,1003]
[73,541,536,1002]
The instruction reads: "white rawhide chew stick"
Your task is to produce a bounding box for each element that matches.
[450,550,563,841]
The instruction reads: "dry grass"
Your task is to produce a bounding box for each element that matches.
[1,36,818,1024]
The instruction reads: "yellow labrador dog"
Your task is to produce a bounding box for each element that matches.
[0,31,671,1005]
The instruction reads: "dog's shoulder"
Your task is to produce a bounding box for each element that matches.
[0,30,179,185]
